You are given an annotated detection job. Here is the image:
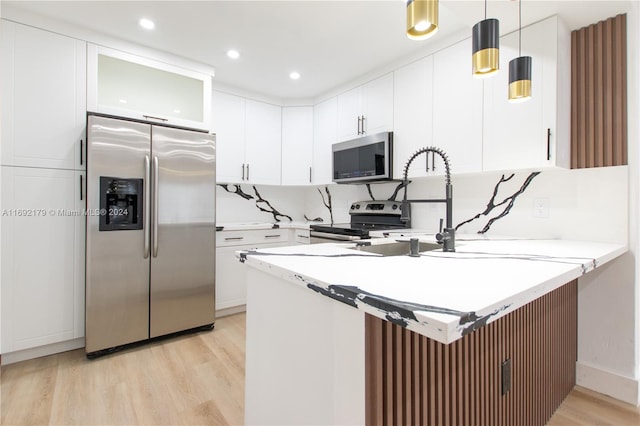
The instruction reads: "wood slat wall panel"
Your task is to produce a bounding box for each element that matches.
[365,280,578,426]
[571,14,627,168]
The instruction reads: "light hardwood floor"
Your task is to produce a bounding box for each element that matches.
[1,312,639,426]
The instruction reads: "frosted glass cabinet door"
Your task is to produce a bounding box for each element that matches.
[87,44,212,130]
[1,21,86,170]
[1,167,84,353]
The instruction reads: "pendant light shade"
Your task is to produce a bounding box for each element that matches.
[508,56,532,102]
[406,0,438,40]
[472,18,500,77]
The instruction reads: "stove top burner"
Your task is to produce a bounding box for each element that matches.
[310,200,409,238]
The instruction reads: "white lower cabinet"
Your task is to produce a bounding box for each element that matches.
[1,166,85,354]
[292,228,310,245]
[215,229,290,313]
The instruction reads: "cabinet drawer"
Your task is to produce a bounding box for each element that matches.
[293,229,310,245]
[217,229,289,247]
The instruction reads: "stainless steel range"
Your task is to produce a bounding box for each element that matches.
[309,200,410,243]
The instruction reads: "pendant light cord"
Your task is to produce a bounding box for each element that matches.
[518,0,522,56]
[484,0,487,19]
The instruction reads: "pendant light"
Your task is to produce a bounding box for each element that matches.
[508,0,532,102]
[472,0,499,77]
[406,0,438,40]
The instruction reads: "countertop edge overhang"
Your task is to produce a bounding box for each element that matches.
[238,238,628,344]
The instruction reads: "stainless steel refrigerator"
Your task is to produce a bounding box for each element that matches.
[85,114,216,356]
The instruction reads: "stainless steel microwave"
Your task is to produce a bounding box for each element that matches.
[332,131,393,183]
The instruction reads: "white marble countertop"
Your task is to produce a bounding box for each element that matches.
[217,221,312,231]
[238,236,627,344]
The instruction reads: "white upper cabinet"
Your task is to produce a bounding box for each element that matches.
[87,44,212,130]
[245,100,282,185]
[433,38,483,175]
[312,97,337,185]
[1,20,86,170]
[212,91,282,185]
[482,16,570,171]
[393,56,434,179]
[212,91,246,183]
[281,107,313,186]
[336,73,394,142]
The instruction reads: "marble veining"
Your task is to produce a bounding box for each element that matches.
[218,184,292,222]
[456,171,541,233]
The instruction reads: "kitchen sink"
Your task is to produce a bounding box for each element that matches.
[348,241,441,256]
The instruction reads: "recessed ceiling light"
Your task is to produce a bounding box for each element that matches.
[139,18,155,30]
[227,50,240,59]
[289,71,301,80]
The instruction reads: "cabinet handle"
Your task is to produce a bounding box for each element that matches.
[80,139,83,166]
[357,116,361,135]
[265,234,282,239]
[242,164,245,180]
[309,166,312,183]
[361,115,366,134]
[143,115,168,122]
[224,236,244,241]
[246,164,250,180]
[79,175,83,200]
[426,151,429,172]
[547,128,551,161]
[297,235,310,239]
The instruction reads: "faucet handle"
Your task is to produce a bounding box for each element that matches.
[438,218,443,233]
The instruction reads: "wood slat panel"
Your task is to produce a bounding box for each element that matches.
[571,14,627,168]
[365,280,578,426]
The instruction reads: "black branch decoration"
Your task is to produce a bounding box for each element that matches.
[365,184,376,201]
[218,184,254,200]
[387,180,410,202]
[318,186,334,225]
[455,171,541,234]
[252,186,292,222]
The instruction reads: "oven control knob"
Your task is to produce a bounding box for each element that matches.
[355,204,361,209]
[392,204,398,210]
[351,205,355,210]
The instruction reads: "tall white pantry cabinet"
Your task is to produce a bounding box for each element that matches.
[1,20,87,356]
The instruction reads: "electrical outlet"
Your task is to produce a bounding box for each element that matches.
[533,198,550,218]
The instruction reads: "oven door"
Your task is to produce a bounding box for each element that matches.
[309,230,364,244]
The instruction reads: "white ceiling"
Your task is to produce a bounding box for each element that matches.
[3,1,633,101]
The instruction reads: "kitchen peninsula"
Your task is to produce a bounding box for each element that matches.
[240,236,626,426]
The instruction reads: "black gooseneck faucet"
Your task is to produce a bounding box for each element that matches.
[401,147,455,252]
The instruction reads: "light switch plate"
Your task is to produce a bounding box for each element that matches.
[533,198,550,218]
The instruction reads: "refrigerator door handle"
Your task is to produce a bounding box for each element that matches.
[153,156,159,257]
[144,155,151,259]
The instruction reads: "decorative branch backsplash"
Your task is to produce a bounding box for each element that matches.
[218,184,292,222]
[317,186,334,225]
[456,171,541,234]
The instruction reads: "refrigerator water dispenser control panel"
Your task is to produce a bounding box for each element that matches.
[99,177,144,231]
